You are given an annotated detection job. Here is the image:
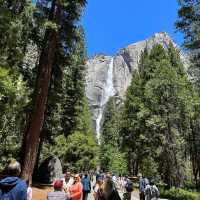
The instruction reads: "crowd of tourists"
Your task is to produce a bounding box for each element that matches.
[48,171,123,200]
[0,160,159,200]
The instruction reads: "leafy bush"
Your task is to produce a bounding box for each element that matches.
[161,188,200,200]
[52,132,98,171]
[108,149,127,175]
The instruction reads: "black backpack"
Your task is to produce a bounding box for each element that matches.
[149,185,159,199]
[125,179,133,192]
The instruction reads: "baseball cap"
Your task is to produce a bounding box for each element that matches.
[53,180,63,188]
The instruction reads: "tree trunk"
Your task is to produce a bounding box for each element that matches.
[32,129,46,177]
[20,0,58,182]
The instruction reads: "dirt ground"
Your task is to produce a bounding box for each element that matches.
[32,186,95,200]
[32,185,140,200]
[32,186,53,200]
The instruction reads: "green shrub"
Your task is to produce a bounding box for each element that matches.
[161,188,200,200]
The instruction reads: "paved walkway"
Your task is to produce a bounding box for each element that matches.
[87,181,167,200]
[88,190,139,200]
[88,190,167,200]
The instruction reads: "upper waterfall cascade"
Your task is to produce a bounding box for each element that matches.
[96,57,116,141]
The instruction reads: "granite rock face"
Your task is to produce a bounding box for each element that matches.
[86,55,112,111]
[85,55,115,140]
[85,32,188,137]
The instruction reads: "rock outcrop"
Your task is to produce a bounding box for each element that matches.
[33,156,63,184]
[85,32,188,138]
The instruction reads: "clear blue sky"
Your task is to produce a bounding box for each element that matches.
[82,0,183,56]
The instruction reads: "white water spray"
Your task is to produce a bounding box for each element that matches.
[96,57,115,142]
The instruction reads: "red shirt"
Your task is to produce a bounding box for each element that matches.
[69,182,83,200]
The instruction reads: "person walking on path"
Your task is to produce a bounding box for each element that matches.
[99,178,121,200]
[144,180,159,200]
[123,176,133,200]
[69,174,83,200]
[139,175,146,200]
[81,173,91,200]
[48,179,70,200]
[62,172,74,192]
[93,178,103,200]
[0,160,27,200]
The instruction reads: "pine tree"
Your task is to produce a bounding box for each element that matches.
[121,44,193,187]
[61,27,87,136]
[176,0,200,51]
[38,27,87,158]
[0,0,33,69]
[176,0,200,187]
[20,0,87,181]
[0,0,33,169]
[176,0,200,86]
[121,79,151,174]
[36,25,97,172]
[100,97,127,174]
[101,97,122,146]
[0,68,29,170]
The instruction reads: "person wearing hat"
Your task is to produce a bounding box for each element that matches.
[47,179,70,200]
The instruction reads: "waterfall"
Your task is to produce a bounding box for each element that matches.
[96,109,103,142]
[96,57,115,142]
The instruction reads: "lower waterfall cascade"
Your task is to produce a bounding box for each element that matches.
[95,57,116,142]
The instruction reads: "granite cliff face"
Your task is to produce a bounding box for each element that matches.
[85,32,188,139]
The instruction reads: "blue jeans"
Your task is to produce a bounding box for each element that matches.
[83,191,89,200]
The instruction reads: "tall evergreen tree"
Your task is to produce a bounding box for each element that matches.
[20,0,87,181]
[176,0,200,187]
[100,97,127,174]
[40,27,87,147]
[120,48,157,176]
[0,0,33,69]
[176,0,200,86]
[0,68,29,170]
[0,0,33,169]
[121,44,193,187]
[101,97,121,146]
[61,27,87,136]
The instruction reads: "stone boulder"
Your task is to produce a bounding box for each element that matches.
[33,155,63,184]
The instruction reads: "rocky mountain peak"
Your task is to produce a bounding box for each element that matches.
[85,32,187,139]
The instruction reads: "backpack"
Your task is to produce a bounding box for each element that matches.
[141,179,146,191]
[149,185,159,199]
[112,189,121,200]
[125,179,133,192]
